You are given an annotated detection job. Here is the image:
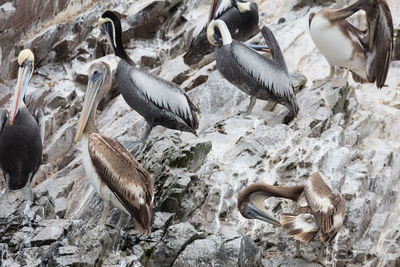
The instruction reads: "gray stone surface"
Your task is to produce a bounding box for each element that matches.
[31,226,64,246]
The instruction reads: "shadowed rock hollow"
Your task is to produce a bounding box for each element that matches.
[0,0,400,266]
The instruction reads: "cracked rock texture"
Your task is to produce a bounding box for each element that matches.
[0,0,400,266]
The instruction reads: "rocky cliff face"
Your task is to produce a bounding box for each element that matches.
[0,0,400,266]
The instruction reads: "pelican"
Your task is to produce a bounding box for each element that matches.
[98,11,199,152]
[309,0,393,88]
[0,49,44,202]
[75,62,154,234]
[361,0,393,88]
[184,0,259,66]
[207,19,299,116]
[238,173,345,262]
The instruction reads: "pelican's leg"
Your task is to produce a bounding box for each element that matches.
[125,123,153,154]
[329,65,335,79]
[2,173,10,202]
[22,174,33,202]
[237,96,257,115]
[4,173,10,195]
[331,67,349,88]
[344,67,350,80]
[245,96,257,115]
[295,240,302,258]
[101,201,111,224]
[312,65,335,89]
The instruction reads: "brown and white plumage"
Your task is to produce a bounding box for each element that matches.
[280,173,345,244]
[88,133,153,234]
[362,0,394,88]
[309,0,393,88]
[75,61,153,234]
[238,173,345,247]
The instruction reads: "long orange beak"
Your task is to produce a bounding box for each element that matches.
[10,63,32,126]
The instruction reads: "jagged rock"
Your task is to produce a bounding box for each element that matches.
[152,211,175,230]
[173,235,218,266]
[147,222,203,266]
[290,72,307,92]
[238,236,261,267]
[58,245,79,255]
[125,0,183,40]
[34,164,77,202]
[54,197,68,218]
[31,226,64,246]
[168,142,212,171]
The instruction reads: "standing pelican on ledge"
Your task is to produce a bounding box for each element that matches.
[238,173,345,262]
[0,49,44,201]
[75,62,153,234]
[207,18,299,116]
[98,11,199,151]
[184,0,259,66]
[309,0,393,88]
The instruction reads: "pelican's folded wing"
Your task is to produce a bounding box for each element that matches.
[88,133,154,234]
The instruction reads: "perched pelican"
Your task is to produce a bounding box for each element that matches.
[207,19,299,116]
[361,0,393,88]
[184,0,259,66]
[98,11,199,151]
[0,49,44,201]
[309,0,393,88]
[238,173,345,262]
[75,62,154,234]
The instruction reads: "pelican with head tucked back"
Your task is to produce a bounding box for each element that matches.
[207,17,299,116]
[238,173,345,262]
[0,49,44,202]
[309,0,393,88]
[98,11,199,152]
[184,0,259,66]
[75,61,154,234]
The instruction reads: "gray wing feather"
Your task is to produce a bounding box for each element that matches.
[129,68,195,125]
[231,42,295,100]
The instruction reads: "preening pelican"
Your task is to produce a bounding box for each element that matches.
[184,0,259,66]
[309,0,393,88]
[207,19,299,116]
[98,11,199,152]
[75,62,154,234]
[0,49,44,201]
[361,0,393,88]
[238,173,345,262]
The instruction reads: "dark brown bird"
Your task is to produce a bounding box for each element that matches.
[75,61,154,234]
[238,173,345,261]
